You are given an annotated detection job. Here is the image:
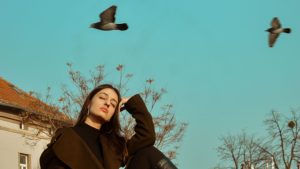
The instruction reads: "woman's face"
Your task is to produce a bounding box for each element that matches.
[89,88,119,122]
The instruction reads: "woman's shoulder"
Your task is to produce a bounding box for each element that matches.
[49,127,74,145]
[53,127,73,136]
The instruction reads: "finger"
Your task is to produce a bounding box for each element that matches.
[120,106,126,112]
[119,98,128,112]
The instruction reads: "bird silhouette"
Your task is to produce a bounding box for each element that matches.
[266,17,291,47]
[90,5,128,31]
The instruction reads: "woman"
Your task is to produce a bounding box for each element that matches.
[40,84,177,169]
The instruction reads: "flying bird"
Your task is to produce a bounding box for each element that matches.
[90,5,128,31]
[266,17,291,47]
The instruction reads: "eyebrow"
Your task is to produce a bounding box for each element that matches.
[98,92,118,104]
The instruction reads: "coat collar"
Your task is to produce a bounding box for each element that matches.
[52,128,105,169]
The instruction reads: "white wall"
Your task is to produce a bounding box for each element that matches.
[0,116,50,169]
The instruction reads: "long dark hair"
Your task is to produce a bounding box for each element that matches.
[76,84,126,156]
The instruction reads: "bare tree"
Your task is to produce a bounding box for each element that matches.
[216,110,300,169]
[217,131,268,169]
[217,133,243,169]
[20,87,73,148]
[37,63,187,161]
[260,110,300,169]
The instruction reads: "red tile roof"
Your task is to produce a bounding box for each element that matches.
[0,77,72,124]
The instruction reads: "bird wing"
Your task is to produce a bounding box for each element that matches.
[268,33,280,47]
[271,17,281,29]
[99,5,116,23]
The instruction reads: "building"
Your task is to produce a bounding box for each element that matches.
[0,77,72,169]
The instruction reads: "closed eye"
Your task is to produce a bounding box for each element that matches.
[111,100,117,107]
[99,96,106,100]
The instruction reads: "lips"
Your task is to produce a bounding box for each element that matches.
[100,107,108,113]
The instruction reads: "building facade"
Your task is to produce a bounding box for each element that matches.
[0,77,72,169]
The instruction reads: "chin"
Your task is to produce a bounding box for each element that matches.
[93,111,113,122]
[103,118,110,122]
[100,115,112,122]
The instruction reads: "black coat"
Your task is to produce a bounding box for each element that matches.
[40,94,156,169]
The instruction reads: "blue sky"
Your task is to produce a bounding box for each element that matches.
[1,0,300,168]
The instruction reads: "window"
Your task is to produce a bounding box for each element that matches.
[19,153,30,169]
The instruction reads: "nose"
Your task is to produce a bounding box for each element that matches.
[104,100,110,107]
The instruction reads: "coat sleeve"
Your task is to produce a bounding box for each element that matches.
[124,94,156,156]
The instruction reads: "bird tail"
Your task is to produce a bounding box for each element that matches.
[283,28,291,33]
[116,23,128,31]
[90,23,96,28]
